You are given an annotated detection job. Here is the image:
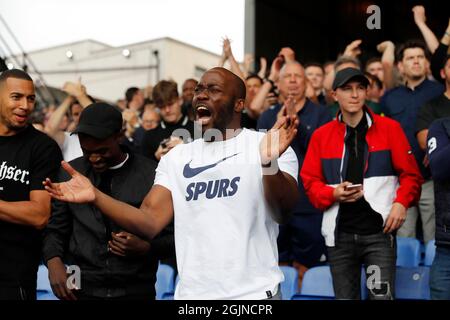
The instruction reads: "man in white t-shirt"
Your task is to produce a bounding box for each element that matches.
[44,67,300,300]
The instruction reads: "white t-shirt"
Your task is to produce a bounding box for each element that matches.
[61,132,83,162]
[154,128,298,300]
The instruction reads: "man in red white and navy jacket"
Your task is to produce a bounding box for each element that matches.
[300,68,423,300]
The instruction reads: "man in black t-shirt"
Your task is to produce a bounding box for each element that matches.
[0,69,62,300]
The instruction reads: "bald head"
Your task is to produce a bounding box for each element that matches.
[277,61,307,102]
[207,67,246,101]
[279,61,305,78]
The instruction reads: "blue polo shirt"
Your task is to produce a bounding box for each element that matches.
[381,79,444,179]
[257,99,332,214]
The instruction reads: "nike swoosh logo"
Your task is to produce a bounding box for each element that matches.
[183,153,240,178]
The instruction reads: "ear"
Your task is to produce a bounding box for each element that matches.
[177,97,183,106]
[331,90,338,102]
[234,99,245,113]
[397,61,404,74]
[116,129,126,140]
[440,68,445,80]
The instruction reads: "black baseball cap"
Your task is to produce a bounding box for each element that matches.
[332,67,370,90]
[72,102,123,139]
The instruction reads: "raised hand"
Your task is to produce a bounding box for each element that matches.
[258,57,268,79]
[222,37,232,59]
[343,39,362,58]
[279,47,296,63]
[260,106,298,166]
[62,77,86,99]
[412,5,426,26]
[43,161,96,203]
[269,56,285,82]
[376,40,395,53]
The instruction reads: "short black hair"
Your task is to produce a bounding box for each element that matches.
[443,55,450,68]
[365,57,381,70]
[125,87,140,102]
[335,56,361,70]
[364,72,383,89]
[245,73,263,84]
[305,62,325,73]
[0,68,33,85]
[183,78,198,86]
[396,40,430,62]
[236,76,246,100]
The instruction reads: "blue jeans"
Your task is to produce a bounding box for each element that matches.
[327,231,396,300]
[430,246,450,300]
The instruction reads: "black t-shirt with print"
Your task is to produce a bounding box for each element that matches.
[0,125,62,287]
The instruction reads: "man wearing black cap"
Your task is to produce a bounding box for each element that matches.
[301,68,423,299]
[42,102,173,300]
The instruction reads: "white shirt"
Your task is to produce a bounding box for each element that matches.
[61,132,83,162]
[154,128,298,300]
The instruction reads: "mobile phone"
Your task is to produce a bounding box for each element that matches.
[160,138,170,149]
[345,184,363,191]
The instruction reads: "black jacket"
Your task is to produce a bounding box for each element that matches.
[42,150,173,298]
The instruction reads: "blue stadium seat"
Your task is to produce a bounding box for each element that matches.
[395,266,430,300]
[424,240,436,266]
[37,265,58,300]
[160,275,179,300]
[155,264,175,300]
[291,294,334,300]
[300,266,335,298]
[161,292,175,300]
[279,266,299,300]
[396,237,421,267]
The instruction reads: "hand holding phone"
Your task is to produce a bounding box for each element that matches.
[344,184,363,191]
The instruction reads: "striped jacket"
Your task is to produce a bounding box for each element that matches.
[300,108,423,247]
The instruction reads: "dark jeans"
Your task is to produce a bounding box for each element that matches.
[430,246,450,300]
[0,286,36,300]
[327,231,396,300]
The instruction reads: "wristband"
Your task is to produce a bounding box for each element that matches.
[264,78,275,88]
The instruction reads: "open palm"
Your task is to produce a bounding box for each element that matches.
[260,110,298,165]
[44,161,95,203]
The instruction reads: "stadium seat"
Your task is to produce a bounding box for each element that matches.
[424,240,436,266]
[155,264,175,300]
[299,266,369,300]
[396,237,421,267]
[300,266,335,298]
[37,265,58,300]
[291,294,334,300]
[395,266,430,300]
[279,266,299,300]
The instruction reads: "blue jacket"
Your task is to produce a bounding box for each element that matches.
[427,117,450,246]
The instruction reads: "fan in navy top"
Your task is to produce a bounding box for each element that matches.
[427,117,450,300]
[381,40,444,244]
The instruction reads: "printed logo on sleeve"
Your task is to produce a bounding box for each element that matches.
[428,137,437,154]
